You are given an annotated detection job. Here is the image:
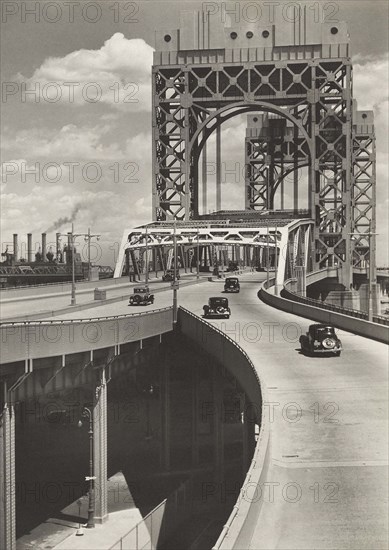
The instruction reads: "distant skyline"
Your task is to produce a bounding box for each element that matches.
[1,0,388,266]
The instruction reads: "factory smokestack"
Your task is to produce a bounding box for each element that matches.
[27,233,32,263]
[56,233,61,261]
[13,234,18,261]
[41,233,47,262]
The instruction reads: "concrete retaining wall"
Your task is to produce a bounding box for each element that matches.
[178,308,271,550]
[260,285,389,345]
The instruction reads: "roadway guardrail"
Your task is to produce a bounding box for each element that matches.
[260,282,389,344]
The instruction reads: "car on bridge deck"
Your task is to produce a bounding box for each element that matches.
[128,285,154,306]
[203,297,231,319]
[224,277,240,293]
[162,269,180,282]
[299,324,342,356]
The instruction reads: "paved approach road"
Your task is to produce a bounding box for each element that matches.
[44,274,389,549]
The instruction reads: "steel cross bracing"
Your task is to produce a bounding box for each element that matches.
[151,10,364,285]
[114,218,315,285]
[352,110,376,271]
[245,113,309,211]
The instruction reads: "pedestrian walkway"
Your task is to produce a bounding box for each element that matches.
[17,472,144,550]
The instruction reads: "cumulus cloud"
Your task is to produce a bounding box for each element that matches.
[14,33,154,111]
[1,124,124,160]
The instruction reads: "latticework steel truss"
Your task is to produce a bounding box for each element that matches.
[245,114,309,210]
[352,110,376,271]
[148,10,377,286]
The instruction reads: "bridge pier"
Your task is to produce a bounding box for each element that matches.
[0,382,16,550]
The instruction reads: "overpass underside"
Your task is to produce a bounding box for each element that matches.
[0,322,259,550]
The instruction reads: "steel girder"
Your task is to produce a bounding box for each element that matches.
[152,57,353,284]
[245,113,309,210]
[352,111,376,271]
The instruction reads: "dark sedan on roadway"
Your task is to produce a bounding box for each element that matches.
[299,324,342,356]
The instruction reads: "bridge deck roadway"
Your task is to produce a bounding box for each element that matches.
[5,274,388,549]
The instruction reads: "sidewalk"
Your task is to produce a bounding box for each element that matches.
[17,472,145,550]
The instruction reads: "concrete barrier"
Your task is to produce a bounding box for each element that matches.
[260,284,389,345]
[0,308,174,363]
[178,308,271,550]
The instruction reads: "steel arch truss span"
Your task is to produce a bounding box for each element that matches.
[153,51,354,283]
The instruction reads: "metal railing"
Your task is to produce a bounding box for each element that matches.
[108,499,167,550]
[282,282,389,326]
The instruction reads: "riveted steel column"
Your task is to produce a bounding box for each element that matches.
[93,368,108,524]
[0,381,16,550]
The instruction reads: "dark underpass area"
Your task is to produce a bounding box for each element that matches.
[15,332,258,549]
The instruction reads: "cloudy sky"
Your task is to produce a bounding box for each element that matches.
[1,0,388,267]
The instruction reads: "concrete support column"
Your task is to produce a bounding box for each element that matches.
[0,383,16,550]
[212,366,224,484]
[160,362,170,471]
[93,368,108,524]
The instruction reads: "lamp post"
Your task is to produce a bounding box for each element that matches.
[266,225,270,289]
[145,225,149,285]
[60,225,76,305]
[78,407,95,528]
[274,225,278,296]
[196,228,200,280]
[71,224,76,305]
[84,228,100,281]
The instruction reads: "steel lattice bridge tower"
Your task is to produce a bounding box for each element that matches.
[115,7,376,289]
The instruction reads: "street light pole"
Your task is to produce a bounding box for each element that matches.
[84,228,101,282]
[266,225,270,289]
[145,225,149,286]
[197,227,200,280]
[71,223,76,306]
[80,407,95,528]
[274,225,278,296]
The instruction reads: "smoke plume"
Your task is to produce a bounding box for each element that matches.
[45,204,81,232]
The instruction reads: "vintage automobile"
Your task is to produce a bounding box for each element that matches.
[224,277,240,293]
[226,261,239,272]
[203,297,231,319]
[128,285,154,306]
[162,269,180,282]
[299,324,342,356]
